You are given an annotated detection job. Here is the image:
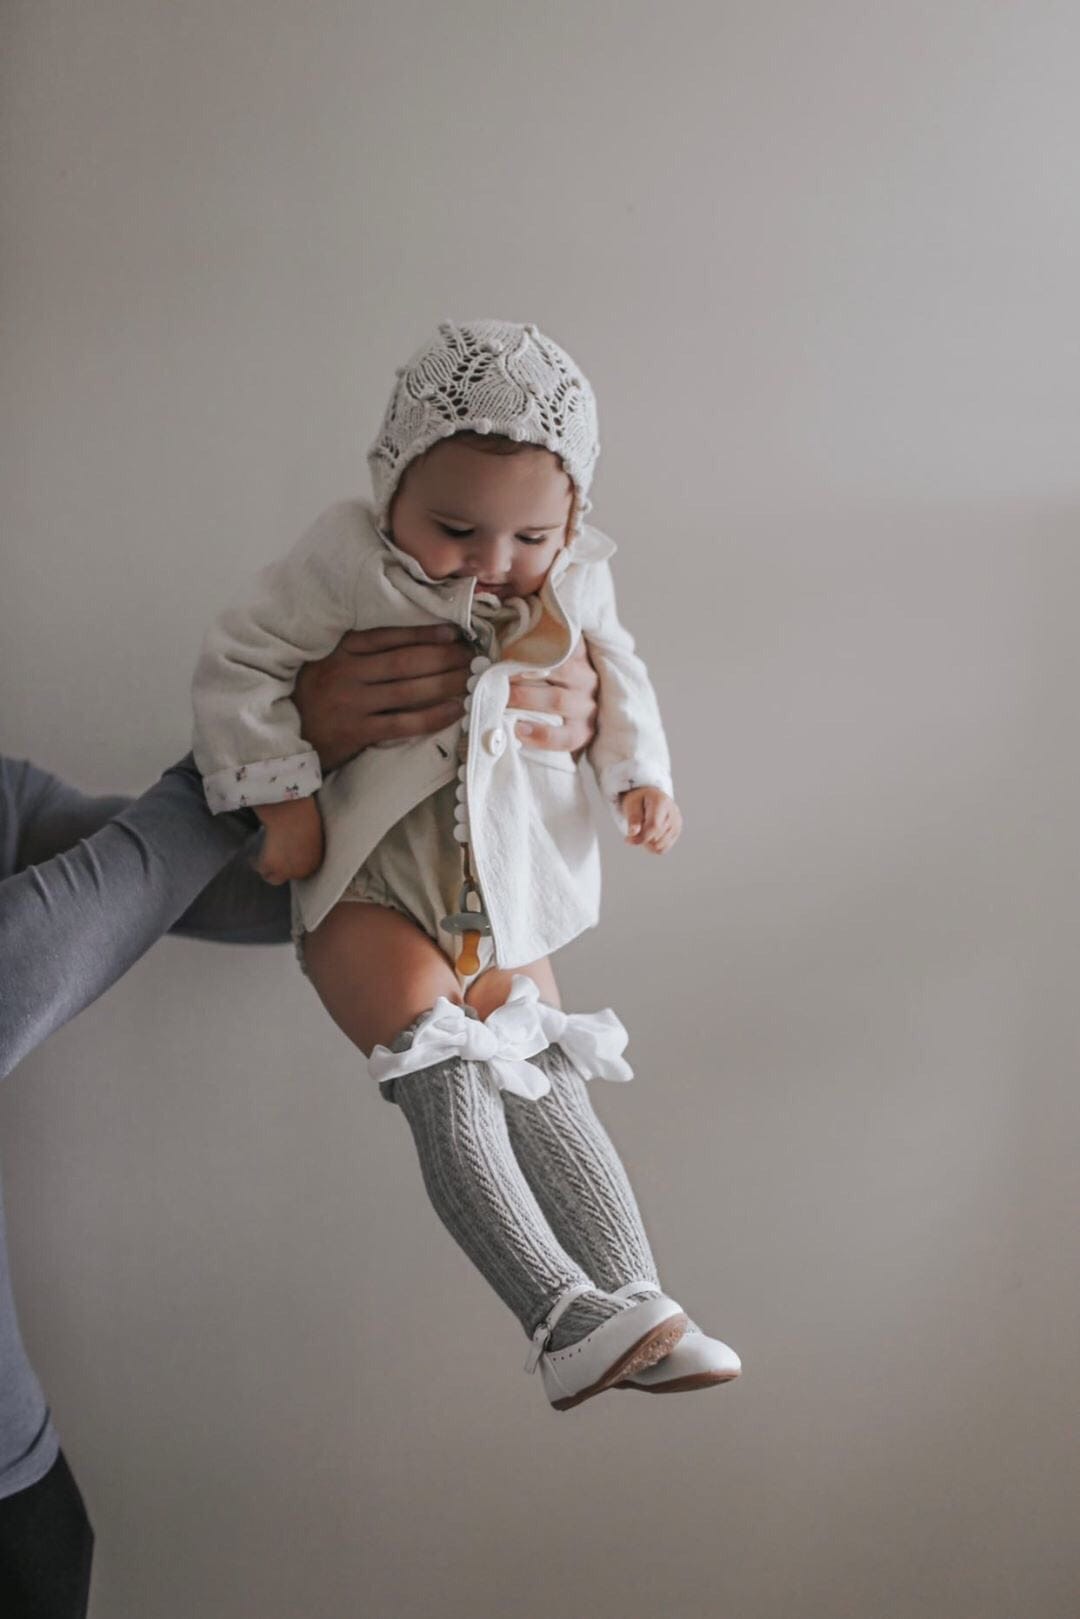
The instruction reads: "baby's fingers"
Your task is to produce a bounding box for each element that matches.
[253,852,290,885]
[642,812,670,852]
[628,795,662,846]
[645,803,683,854]
[622,793,647,843]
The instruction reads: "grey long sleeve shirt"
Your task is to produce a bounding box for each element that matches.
[0,752,289,1497]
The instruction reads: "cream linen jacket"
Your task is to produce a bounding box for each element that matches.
[191,500,673,967]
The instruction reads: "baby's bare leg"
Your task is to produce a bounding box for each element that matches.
[463,956,561,1020]
[301,901,461,1054]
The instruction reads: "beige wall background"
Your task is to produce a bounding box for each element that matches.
[2,2,1078,1615]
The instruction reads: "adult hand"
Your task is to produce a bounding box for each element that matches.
[293,625,472,773]
[507,637,599,759]
[293,623,601,773]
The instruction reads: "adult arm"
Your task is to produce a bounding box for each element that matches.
[0,754,269,1081]
[2,753,290,946]
[8,761,132,867]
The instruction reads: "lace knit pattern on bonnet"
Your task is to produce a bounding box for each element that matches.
[367,319,601,540]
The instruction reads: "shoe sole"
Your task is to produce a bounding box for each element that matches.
[550,1312,689,1411]
[614,1368,742,1392]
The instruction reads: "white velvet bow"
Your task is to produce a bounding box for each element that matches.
[368,974,552,1100]
[534,1000,634,1084]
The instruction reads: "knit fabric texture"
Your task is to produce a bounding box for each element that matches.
[367,319,601,540]
[503,1041,702,1335]
[383,1018,631,1348]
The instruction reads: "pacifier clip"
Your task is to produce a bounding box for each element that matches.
[439,645,494,978]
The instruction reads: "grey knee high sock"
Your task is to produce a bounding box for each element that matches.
[503,1042,699,1327]
[381,1022,632,1349]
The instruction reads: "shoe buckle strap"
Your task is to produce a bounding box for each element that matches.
[523,1281,596,1374]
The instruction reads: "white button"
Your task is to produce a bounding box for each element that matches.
[455,783,466,802]
[463,695,472,712]
[452,825,469,843]
[466,675,478,693]
[470,656,492,674]
[482,727,506,757]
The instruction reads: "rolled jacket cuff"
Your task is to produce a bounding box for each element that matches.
[201,751,322,814]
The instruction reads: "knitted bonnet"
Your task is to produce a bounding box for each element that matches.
[367,319,601,540]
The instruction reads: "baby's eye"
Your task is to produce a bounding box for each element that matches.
[436,522,548,546]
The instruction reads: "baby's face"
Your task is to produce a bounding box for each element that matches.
[386,438,574,599]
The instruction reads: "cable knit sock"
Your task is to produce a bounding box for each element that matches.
[502,1039,702,1333]
[381,1017,633,1350]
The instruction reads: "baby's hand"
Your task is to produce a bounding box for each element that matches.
[619,787,683,854]
[252,796,325,884]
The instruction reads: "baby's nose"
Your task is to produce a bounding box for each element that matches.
[468,537,513,576]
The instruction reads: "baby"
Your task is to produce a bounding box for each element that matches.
[192,319,740,1409]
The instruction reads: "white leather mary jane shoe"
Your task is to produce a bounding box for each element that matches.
[526,1283,688,1412]
[607,1283,742,1392]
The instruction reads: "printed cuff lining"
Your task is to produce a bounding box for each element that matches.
[201,751,322,814]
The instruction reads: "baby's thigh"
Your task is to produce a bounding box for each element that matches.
[463,956,561,1021]
[301,901,462,1054]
